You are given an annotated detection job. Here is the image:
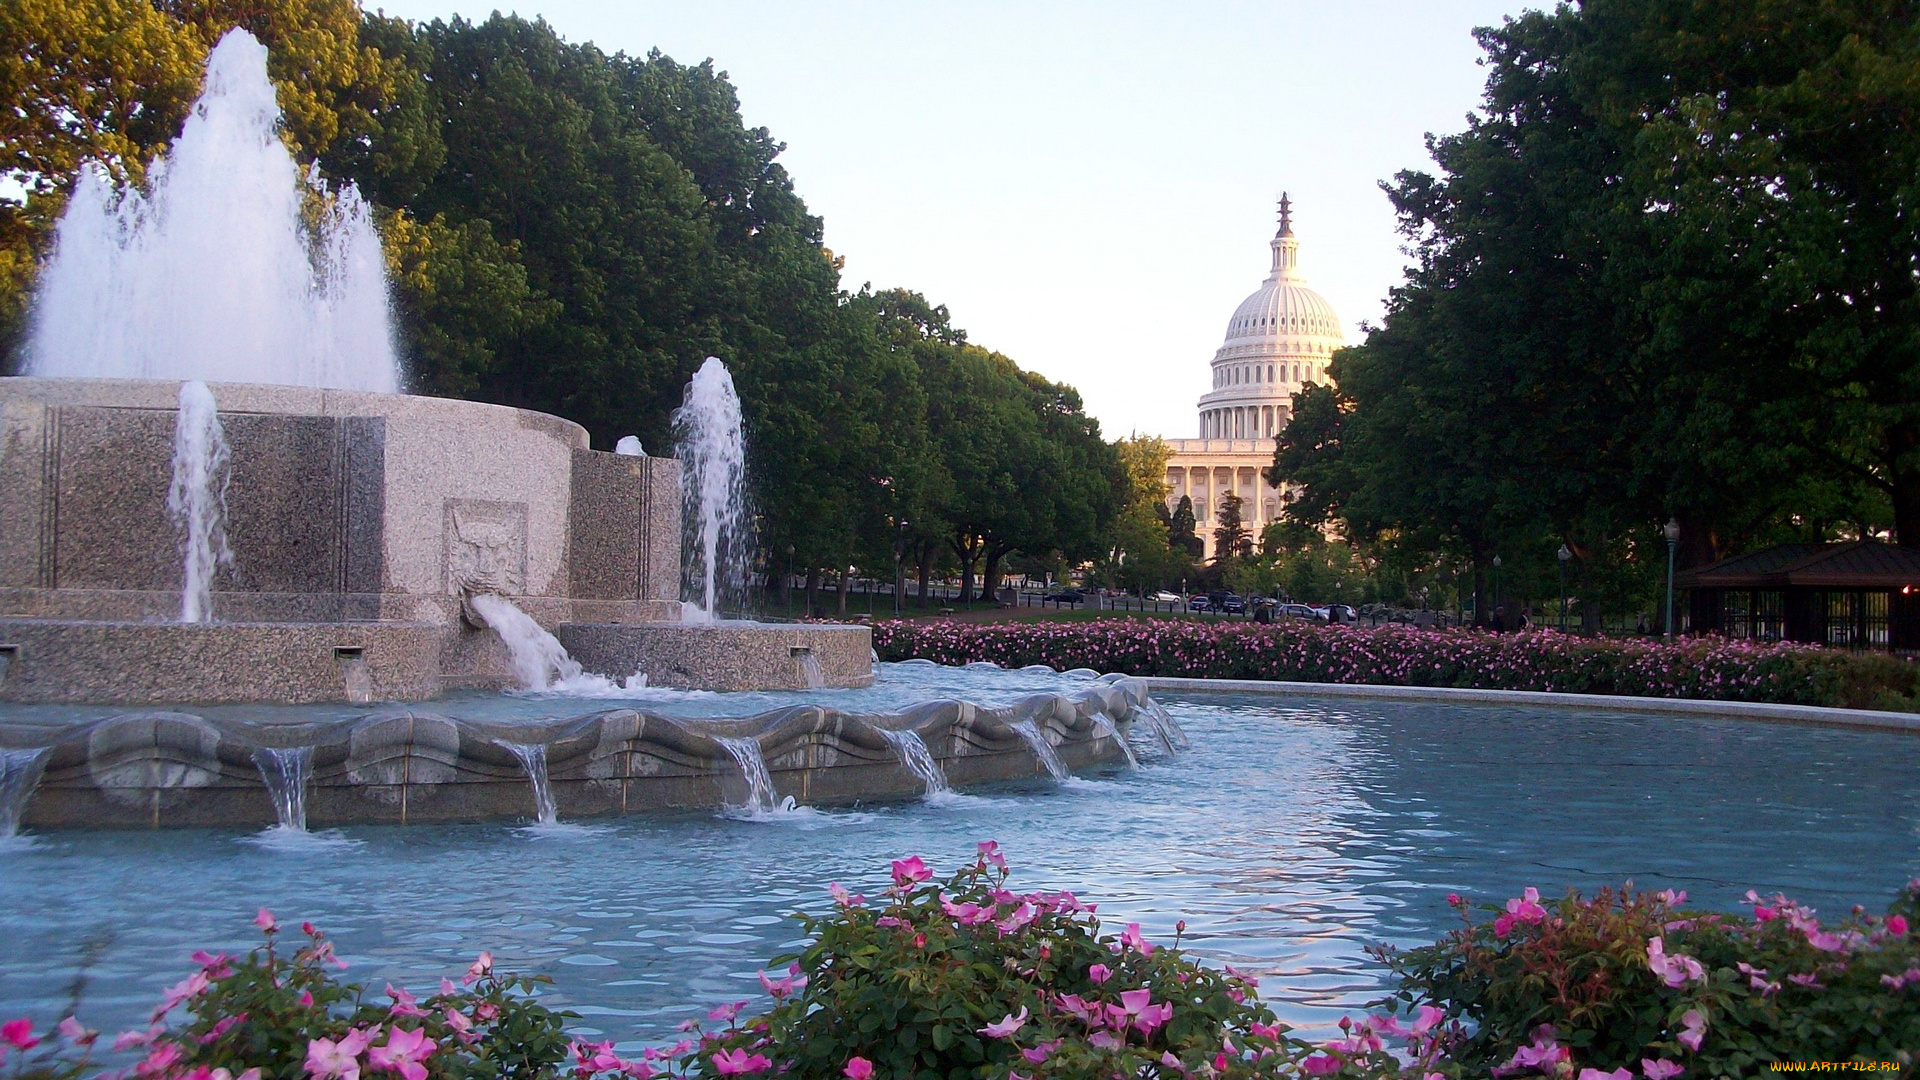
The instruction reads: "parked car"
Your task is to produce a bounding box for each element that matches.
[1187,594,1212,610]
[1279,603,1321,620]
[1326,604,1357,623]
[1150,590,1182,603]
[1045,589,1085,603]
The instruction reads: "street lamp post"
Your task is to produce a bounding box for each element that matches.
[1663,518,1681,640]
[1557,544,1572,632]
[1492,555,1503,631]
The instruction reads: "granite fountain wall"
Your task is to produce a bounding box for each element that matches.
[0,377,871,702]
[4,676,1153,828]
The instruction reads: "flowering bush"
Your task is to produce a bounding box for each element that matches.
[681,843,1453,1079]
[0,850,1458,1080]
[872,619,1920,710]
[1376,882,1920,1076]
[0,911,641,1080]
[7,855,1918,1080]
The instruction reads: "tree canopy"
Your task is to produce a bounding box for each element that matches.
[1268,0,1920,626]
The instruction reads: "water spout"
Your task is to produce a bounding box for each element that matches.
[879,729,950,799]
[792,647,825,689]
[1006,719,1069,781]
[1138,699,1189,754]
[497,741,558,826]
[672,358,751,622]
[251,746,313,831]
[468,593,640,695]
[715,736,777,815]
[1089,712,1139,769]
[168,381,232,623]
[0,748,49,838]
[25,30,398,392]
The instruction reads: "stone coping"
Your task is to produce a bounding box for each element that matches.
[1141,677,1920,734]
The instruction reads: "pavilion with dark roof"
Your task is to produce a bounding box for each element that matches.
[1676,541,1920,651]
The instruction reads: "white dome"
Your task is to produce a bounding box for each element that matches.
[1195,194,1344,442]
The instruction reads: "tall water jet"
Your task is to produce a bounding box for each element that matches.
[0,748,50,838]
[1006,719,1069,781]
[24,29,398,392]
[672,358,751,622]
[879,729,950,799]
[497,742,558,826]
[715,735,777,815]
[251,746,313,831]
[168,381,232,623]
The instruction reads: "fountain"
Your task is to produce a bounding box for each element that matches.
[251,746,312,832]
[0,29,1146,832]
[1089,712,1140,769]
[879,728,951,799]
[1006,718,1070,781]
[497,741,559,826]
[168,381,232,623]
[673,358,750,623]
[0,747,49,837]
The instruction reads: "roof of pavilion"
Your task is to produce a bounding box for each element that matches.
[1676,541,1920,589]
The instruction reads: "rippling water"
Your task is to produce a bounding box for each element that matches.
[3,669,1917,1047]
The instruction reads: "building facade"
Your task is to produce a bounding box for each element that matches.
[1166,195,1344,558]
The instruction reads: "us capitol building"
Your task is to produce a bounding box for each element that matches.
[1166,194,1343,558]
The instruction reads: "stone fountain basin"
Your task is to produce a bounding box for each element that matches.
[0,376,872,701]
[1,675,1152,828]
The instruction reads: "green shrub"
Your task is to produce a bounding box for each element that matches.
[1375,882,1920,1076]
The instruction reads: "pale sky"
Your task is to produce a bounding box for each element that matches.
[370,1,1534,439]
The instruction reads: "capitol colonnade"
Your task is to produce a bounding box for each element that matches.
[1165,193,1345,559]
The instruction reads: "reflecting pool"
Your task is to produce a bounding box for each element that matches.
[3,666,1916,1047]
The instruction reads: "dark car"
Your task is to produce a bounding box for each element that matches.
[1045,589,1085,604]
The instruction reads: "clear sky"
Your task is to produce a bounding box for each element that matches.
[370,1,1534,439]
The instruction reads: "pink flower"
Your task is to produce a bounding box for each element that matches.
[1578,1070,1632,1080]
[709,1048,771,1075]
[1301,1055,1341,1075]
[1889,915,1910,937]
[890,856,932,887]
[842,1057,873,1080]
[461,951,493,986]
[827,883,864,908]
[1119,923,1155,955]
[369,1027,435,1080]
[1110,989,1172,1036]
[1677,1010,1707,1053]
[977,840,1008,872]
[385,985,428,1018]
[940,896,995,926]
[306,1029,372,1080]
[1087,1030,1125,1049]
[758,965,808,1000]
[1646,937,1704,988]
[995,902,1038,935]
[136,1043,183,1077]
[1642,1059,1685,1079]
[1087,963,1112,984]
[1500,1026,1569,1075]
[56,1017,96,1047]
[979,1007,1028,1038]
[1655,890,1687,906]
[1021,1039,1062,1064]
[255,908,278,933]
[1,1020,39,1051]
[113,1026,162,1051]
[1054,993,1102,1027]
[1505,888,1548,925]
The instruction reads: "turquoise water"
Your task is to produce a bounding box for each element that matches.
[2,666,1917,1047]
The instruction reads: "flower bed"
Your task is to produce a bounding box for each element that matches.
[871,620,1920,710]
[5,851,1917,1079]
